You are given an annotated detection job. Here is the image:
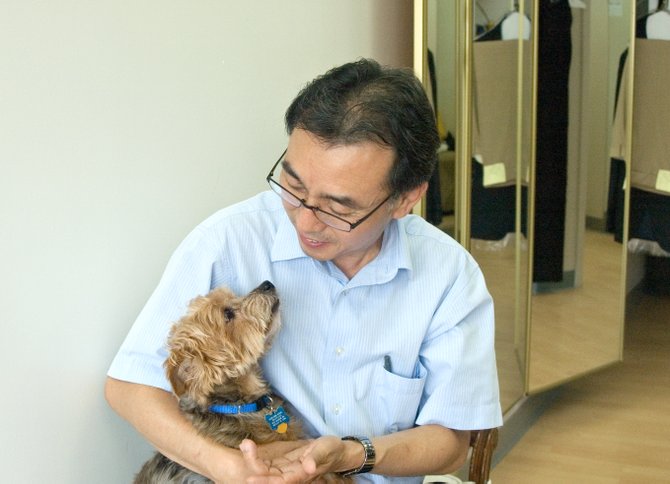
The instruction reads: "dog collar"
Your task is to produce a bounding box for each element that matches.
[208,396,271,415]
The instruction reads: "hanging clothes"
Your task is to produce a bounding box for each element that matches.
[532,0,572,282]
[425,49,444,226]
[609,15,670,253]
[470,37,531,241]
[470,0,573,283]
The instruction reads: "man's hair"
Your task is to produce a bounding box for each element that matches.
[285,58,440,196]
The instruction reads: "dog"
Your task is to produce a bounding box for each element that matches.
[134,280,348,483]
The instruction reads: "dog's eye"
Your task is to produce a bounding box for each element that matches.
[223,307,235,322]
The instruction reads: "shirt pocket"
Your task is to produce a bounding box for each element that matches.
[356,361,427,435]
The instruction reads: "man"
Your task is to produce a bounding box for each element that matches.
[105,58,502,483]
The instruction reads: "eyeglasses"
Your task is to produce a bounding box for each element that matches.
[266,149,392,232]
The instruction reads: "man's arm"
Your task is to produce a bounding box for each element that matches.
[370,424,470,476]
[104,377,247,482]
[244,424,470,482]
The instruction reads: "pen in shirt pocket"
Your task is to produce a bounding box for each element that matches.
[383,354,393,372]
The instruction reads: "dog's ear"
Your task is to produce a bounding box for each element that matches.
[165,351,204,399]
[165,355,184,397]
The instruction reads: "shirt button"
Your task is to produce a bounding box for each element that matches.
[333,404,341,415]
[335,346,344,356]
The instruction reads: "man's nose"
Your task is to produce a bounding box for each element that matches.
[294,204,326,231]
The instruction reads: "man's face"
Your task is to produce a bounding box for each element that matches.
[279,129,421,279]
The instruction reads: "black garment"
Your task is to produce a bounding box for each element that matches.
[626,189,670,253]
[532,0,572,282]
[476,14,505,41]
[609,161,670,254]
[425,49,443,226]
[471,159,528,240]
[606,158,626,235]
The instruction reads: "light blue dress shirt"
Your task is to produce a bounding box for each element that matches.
[108,191,502,483]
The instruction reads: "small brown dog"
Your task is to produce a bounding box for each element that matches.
[135,280,319,483]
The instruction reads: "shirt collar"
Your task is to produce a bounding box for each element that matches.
[270,214,413,282]
[271,214,310,262]
[357,218,413,285]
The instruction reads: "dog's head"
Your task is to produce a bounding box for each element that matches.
[164,280,280,407]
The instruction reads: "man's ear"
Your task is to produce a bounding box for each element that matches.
[391,182,428,219]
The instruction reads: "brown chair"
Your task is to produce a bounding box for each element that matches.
[467,428,499,484]
[423,428,499,484]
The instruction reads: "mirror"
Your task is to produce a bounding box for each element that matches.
[469,0,533,411]
[526,1,631,392]
[421,0,532,413]
[419,0,634,408]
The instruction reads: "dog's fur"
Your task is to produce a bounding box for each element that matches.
[134,281,316,483]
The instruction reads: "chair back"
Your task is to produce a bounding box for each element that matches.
[468,428,499,484]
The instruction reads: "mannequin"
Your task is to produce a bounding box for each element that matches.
[647,5,670,40]
[501,10,531,40]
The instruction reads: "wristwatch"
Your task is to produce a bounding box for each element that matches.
[339,435,376,477]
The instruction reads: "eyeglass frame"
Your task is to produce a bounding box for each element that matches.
[266,149,393,232]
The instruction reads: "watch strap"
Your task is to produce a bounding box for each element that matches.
[339,435,376,477]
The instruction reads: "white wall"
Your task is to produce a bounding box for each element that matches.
[0,1,412,481]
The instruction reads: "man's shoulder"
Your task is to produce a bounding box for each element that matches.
[175,192,284,256]
[200,191,284,229]
[399,215,479,272]
[400,214,462,249]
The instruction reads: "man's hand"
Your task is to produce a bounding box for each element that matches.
[241,439,306,483]
[241,437,350,483]
[292,436,352,477]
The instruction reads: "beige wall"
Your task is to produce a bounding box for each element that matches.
[0,1,412,481]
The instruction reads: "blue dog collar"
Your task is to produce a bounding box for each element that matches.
[208,396,271,415]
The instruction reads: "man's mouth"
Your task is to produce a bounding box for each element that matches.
[300,234,327,248]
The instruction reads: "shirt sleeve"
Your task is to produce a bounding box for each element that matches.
[416,259,503,430]
[107,225,227,391]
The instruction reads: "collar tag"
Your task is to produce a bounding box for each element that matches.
[265,406,290,433]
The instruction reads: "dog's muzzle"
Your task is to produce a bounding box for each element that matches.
[252,280,279,314]
[256,280,275,293]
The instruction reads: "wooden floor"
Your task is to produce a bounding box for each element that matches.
[527,230,625,392]
[491,289,670,482]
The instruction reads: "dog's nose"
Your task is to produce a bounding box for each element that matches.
[258,280,275,292]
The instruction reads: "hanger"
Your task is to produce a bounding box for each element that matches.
[475,1,494,31]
